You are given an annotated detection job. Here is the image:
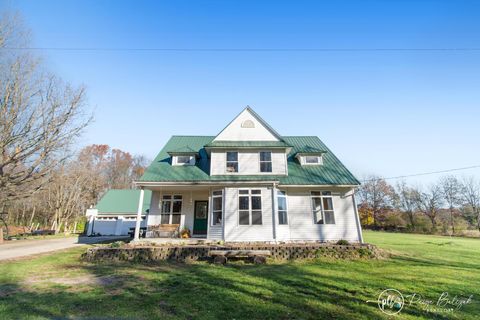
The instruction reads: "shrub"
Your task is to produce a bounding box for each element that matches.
[110,241,123,248]
[336,239,350,245]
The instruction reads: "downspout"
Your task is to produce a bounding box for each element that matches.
[352,189,364,244]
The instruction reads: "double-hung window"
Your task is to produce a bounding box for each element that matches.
[277,190,288,225]
[311,191,335,224]
[239,190,262,225]
[226,151,238,173]
[259,151,272,172]
[212,190,223,226]
[161,195,182,224]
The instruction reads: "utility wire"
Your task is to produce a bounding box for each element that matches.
[2,47,480,53]
[360,165,480,183]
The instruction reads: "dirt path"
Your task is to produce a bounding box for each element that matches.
[0,236,128,261]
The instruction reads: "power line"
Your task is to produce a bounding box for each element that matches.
[361,165,480,183]
[2,47,480,53]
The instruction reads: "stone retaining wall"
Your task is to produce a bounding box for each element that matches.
[82,243,381,263]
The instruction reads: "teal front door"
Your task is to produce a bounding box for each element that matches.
[193,201,208,236]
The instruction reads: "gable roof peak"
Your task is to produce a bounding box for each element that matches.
[213,106,284,142]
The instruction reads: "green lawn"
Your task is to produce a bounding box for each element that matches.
[0,231,478,319]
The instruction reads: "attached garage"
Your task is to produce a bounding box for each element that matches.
[85,189,152,236]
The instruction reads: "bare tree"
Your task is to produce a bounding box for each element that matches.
[0,13,91,231]
[414,185,443,232]
[460,176,480,231]
[358,176,396,227]
[44,162,91,233]
[396,180,418,229]
[440,176,462,234]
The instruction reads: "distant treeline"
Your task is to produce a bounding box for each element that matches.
[357,175,480,237]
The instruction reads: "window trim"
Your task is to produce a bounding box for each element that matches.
[277,190,289,225]
[160,194,183,225]
[173,155,195,166]
[310,191,335,225]
[259,150,273,173]
[225,151,239,173]
[300,155,324,166]
[238,189,263,226]
[211,189,224,227]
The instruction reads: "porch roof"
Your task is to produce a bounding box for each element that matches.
[96,189,152,214]
[139,136,360,186]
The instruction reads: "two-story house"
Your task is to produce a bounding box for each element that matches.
[133,107,363,243]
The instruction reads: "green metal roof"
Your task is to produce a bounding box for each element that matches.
[139,135,360,186]
[204,141,292,148]
[295,145,327,154]
[167,146,199,155]
[95,189,152,214]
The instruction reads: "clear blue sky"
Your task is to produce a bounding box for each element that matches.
[2,0,480,184]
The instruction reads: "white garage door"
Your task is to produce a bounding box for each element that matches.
[93,218,117,235]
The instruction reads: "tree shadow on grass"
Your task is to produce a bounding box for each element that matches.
[0,256,477,320]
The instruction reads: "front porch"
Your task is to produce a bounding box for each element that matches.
[132,185,222,241]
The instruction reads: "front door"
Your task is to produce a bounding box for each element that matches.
[193,201,208,236]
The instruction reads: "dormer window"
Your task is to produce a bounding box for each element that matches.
[304,156,322,165]
[295,147,326,166]
[173,155,195,166]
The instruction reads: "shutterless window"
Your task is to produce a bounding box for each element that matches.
[161,195,182,224]
[259,151,272,172]
[311,191,335,224]
[305,156,321,164]
[277,190,288,225]
[239,190,262,225]
[176,155,193,165]
[226,151,238,173]
[212,190,223,226]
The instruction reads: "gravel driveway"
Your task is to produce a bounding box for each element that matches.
[0,236,128,261]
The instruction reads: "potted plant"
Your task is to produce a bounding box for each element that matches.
[180,227,191,239]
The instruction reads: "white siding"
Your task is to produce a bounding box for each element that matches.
[224,187,274,242]
[210,149,287,175]
[214,108,279,141]
[285,187,361,242]
[145,187,362,243]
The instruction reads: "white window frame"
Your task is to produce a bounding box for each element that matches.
[173,155,195,166]
[277,190,288,225]
[259,151,273,173]
[160,195,183,224]
[226,151,239,173]
[302,155,323,166]
[211,190,224,226]
[311,191,335,224]
[238,189,263,226]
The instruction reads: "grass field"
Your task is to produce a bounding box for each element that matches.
[0,231,478,319]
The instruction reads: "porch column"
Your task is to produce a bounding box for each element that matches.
[134,188,145,241]
[352,191,364,244]
[271,183,277,241]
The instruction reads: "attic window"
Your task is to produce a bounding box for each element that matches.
[300,155,323,166]
[241,120,255,128]
[173,155,195,166]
